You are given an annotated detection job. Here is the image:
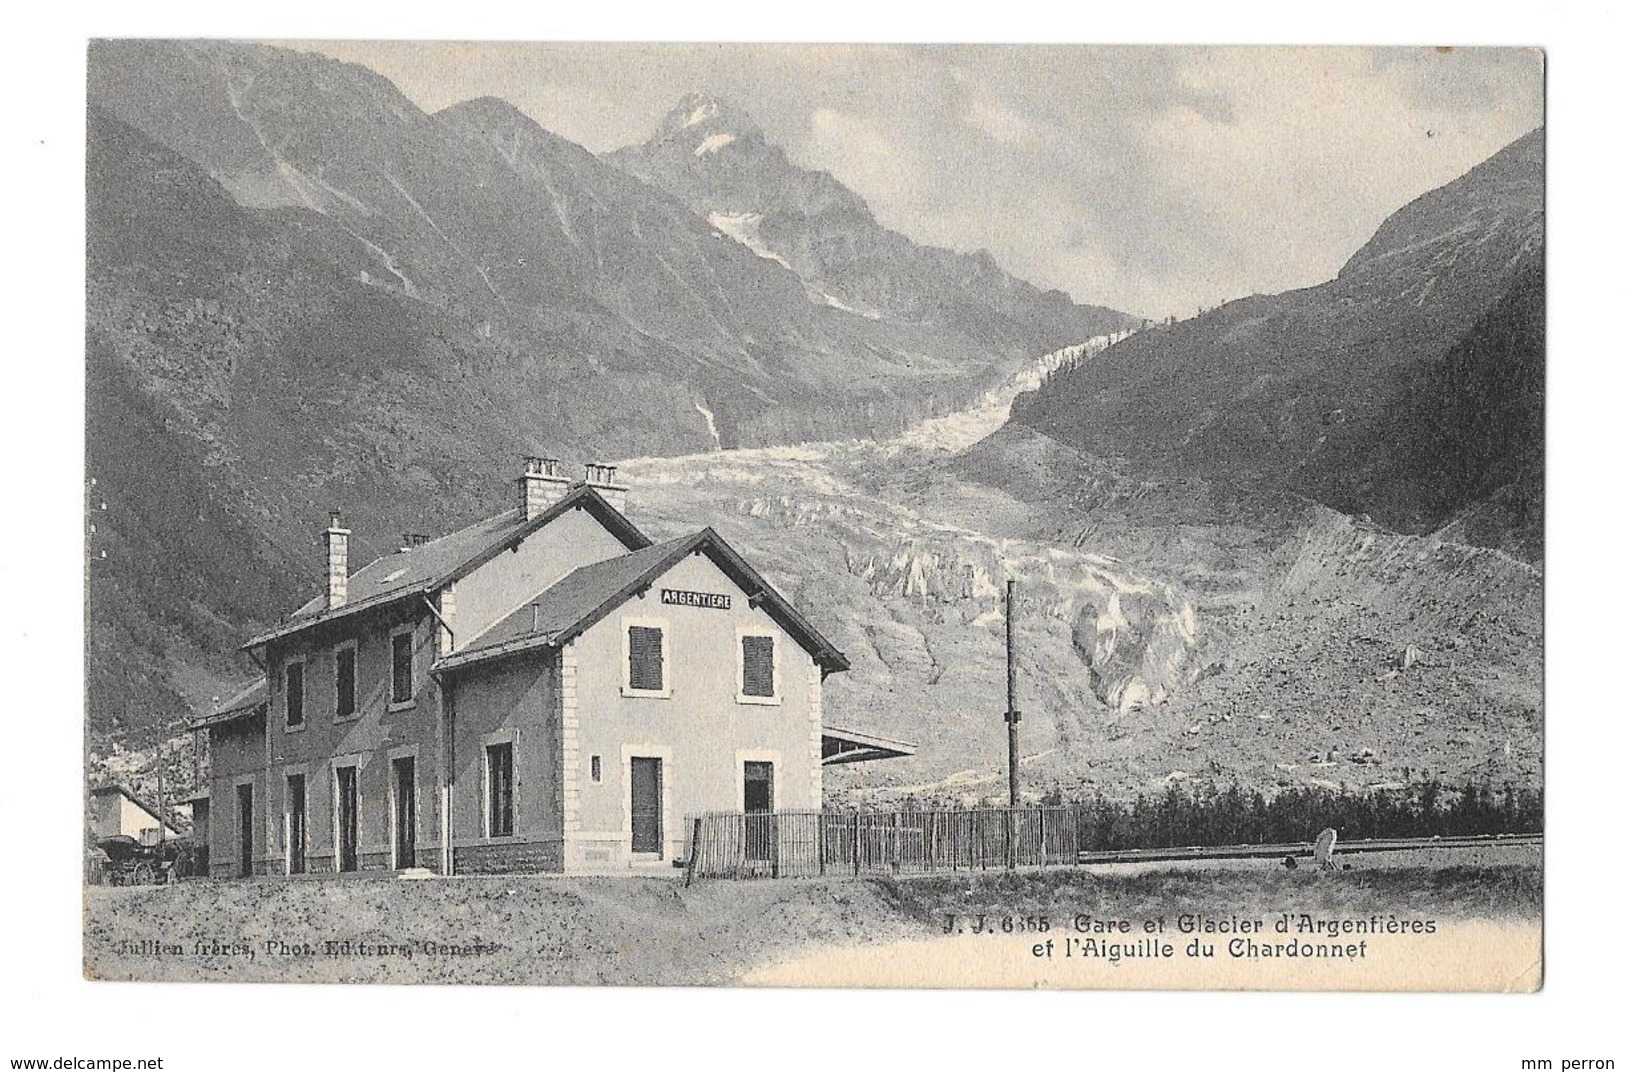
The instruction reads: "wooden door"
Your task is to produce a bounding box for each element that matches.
[286,774,306,875]
[236,782,254,878]
[629,757,663,855]
[743,761,775,866]
[336,766,359,872]
[392,757,416,870]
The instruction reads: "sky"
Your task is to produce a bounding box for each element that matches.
[301,43,1542,320]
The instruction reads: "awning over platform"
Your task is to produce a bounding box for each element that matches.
[821,725,916,765]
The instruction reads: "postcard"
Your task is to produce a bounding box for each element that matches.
[82,40,1544,990]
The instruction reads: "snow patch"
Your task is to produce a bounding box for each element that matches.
[694,402,723,450]
[684,101,717,128]
[708,212,794,270]
[706,213,880,318]
[694,132,735,156]
[809,287,874,316]
[349,233,420,299]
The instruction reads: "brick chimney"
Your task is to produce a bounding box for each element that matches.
[584,463,629,515]
[519,457,570,521]
[324,510,350,609]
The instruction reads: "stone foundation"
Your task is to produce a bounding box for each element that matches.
[454,839,565,874]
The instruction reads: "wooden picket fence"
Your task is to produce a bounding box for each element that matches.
[684,807,1089,881]
[682,808,1545,882]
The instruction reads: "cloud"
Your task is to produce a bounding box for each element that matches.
[805,107,905,193]
[964,96,1039,147]
[1118,48,1544,312]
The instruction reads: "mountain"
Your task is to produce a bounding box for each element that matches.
[89,44,1134,454]
[608,93,1135,350]
[85,40,1133,735]
[1009,128,1544,559]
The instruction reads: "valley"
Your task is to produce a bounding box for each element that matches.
[89,327,1543,810]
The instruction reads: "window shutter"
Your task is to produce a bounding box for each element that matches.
[628,625,664,691]
[741,635,775,697]
[391,633,413,704]
[335,647,356,718]
[286,662,304,726]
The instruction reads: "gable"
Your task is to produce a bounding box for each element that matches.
[453,505,634,644]
[636,550,771,626]
[582,551,809,672]
[434,528,848,676]
[671,534,849,672]
[90,786,180,838]
[119,794,171,837]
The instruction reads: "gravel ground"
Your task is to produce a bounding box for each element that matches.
[84,843,1538,986]
[84,873,917,986]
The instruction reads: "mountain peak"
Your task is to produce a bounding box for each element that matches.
[436,95,541,132]
[652,92,761,143]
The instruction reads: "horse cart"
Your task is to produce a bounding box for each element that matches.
[91,833,191,885]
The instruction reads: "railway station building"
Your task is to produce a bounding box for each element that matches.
[191,459,910,878]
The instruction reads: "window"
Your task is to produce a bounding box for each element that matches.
[390,630,414,705]
[590,755,602,783]
[486,743,514,837]
[743,761,774,812]
[285,661,305,728]
[625,623,666,695]
[335,644,356,719]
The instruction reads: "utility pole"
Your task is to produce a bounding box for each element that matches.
[1005,579,1020,807]
[154,709,166,865]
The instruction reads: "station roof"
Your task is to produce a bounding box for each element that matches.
[187,677,267,731]
[243,486,650,651]
[821,726,917,765]
[435,527,850,676]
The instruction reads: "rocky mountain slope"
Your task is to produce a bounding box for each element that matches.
[84,41,1132,737]
[608,93,1134,349]
[1011,128,1544,559]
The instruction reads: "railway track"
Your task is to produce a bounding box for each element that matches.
[1074,832,1543,867]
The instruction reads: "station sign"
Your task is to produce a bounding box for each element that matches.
[660,588,731,610]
